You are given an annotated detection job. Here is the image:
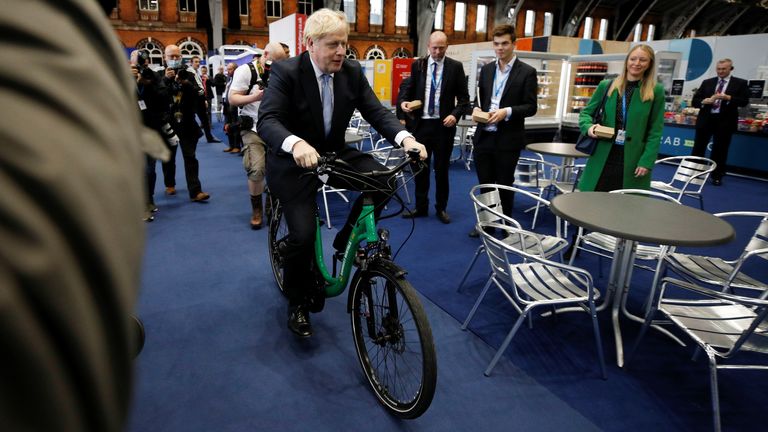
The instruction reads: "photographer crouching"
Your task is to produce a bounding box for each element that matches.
[159,44,211,202]
[228,42,289,229]
[130,50,178,221]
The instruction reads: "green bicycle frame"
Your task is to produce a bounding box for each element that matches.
[314,200,378,297]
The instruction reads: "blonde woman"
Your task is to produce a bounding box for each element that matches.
[577,44,665,191]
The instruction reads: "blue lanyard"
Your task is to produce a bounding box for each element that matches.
[493,66,510,99]
[621,90,627,129]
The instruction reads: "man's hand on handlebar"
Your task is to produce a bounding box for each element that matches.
[293,140,320,169]
[402,137,427,160]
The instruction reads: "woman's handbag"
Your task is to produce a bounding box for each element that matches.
[575,81,612,155]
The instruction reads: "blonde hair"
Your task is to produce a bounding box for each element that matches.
[608,44,657,102]
[303,9,347,46]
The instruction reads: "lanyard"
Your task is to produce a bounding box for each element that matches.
[492,66,510,99]
[136,84,144,99]
[621,90,627,129]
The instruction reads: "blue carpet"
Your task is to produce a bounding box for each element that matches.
[128,121,768,432]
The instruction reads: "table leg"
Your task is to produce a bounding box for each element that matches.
[611,239,637,368]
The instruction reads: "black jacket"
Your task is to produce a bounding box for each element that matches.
[692,75,750,131]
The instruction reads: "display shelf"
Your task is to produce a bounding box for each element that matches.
[576,72,607,76]
[574,85,599,88]
[536,70,555,73]
[571,96,591,100]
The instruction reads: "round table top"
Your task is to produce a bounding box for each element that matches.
[526,142,589,158]
[550,192,735,247]
[345,132,364,144]
[457,118,475,127]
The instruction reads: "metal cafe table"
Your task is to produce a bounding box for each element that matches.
[525,142,589,191]
[550,192,735,367]
[345,131,365,149]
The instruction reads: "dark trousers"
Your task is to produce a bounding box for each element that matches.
[279,147,393,307]
[412,119,455,212]
[691,116,733,180]
[595,145,625,192]
[474,135,521,217]
[145,155,157,204]
[161,135,202,198]
[197,99,213,139]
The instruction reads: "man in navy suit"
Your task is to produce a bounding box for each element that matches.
[468,24,537,237]
[691,58,750,186]
[400,31,470,224]
[257,9,426,338]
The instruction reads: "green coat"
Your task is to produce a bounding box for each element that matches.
[577,80,665,191]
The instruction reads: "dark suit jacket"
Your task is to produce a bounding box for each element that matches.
[257,51,405,197]
[400,56,470,129]
[396,76,413,130]
[472,58,538,152]
[692,75,750,131]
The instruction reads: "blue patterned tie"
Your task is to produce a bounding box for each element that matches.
[427,62,437,116]
[321,74,333,137]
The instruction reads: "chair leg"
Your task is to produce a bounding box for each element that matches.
[708,353,722,432]
[322,189,333,229]
[625,306,655,367]
[461,276,494,330]
[457,245,485,292]
[484,308,531,376]
[590,302,607,379]
[531,201,542,230]
[400,174,411,204]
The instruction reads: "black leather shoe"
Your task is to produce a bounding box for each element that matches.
[468,228,479,238]
[402,208,428,219]
[712,178,722,186]
[436,210,451,224]
[207,136,222,143]
[287,306,312,338]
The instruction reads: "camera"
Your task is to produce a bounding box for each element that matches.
[256,59,272,89]
[134,50,156,80]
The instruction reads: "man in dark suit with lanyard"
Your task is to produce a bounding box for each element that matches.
[400,31,470,224]
[469,24,537,237]
[691,58,750,186]
[257,9,426,338]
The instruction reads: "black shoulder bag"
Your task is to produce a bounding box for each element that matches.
[238,63,261,131]
[575,80,612,155]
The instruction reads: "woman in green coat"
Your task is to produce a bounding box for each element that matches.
[577,44,666,191]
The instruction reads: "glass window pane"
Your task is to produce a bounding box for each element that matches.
[598,18,608,40]
[240,0,248,15]
[370,0,383,26]
[582,17,593,39]
[344,0,356,23]
[647,24,655,41]
[633,23,642,42]
[524,10,535,37]
[543,12,553,36]
[475,5,487,33]
[454,2,465,31]
[435,1,444,30]
[396,0,408,27]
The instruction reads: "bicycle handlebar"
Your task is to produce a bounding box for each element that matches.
[316,148,423,179]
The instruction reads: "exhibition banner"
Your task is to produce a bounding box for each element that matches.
[373,59,392,104]
[391,58,413,105]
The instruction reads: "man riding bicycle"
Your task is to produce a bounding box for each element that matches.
[257,8,427,338]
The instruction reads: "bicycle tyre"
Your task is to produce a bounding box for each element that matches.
[349,261,437,419]
[267,198,288,296]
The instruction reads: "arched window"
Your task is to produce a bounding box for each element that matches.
[392,47,411,59]
[232,40,252,47]
[345,46,359,60]
[364,45,386,60]
[177,38,206,61]
[135,38,165,65]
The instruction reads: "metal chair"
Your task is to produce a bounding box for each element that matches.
[650,156,716,209]
[514,154,559,229]
[664,211,768,294]
[628,277,768,432]
[367,143,411,204]
[568,189,682,275]
[456,184,568,292]
[461,221,606,378]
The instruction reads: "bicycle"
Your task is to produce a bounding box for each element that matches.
[267,149,437,419]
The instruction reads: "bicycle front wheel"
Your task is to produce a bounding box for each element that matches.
[349,261,437,419]
[267,197,288,295]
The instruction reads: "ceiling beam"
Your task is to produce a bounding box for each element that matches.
[560,0,599,37]
[704,5,749,35]
[662,0,713,39]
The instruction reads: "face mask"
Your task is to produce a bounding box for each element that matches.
[167,59,181,69]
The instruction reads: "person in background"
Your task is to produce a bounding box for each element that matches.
[222,62,241,154]
[395,76,414,131]
[191,55,222,143]
[228,42,289,229]
[160,44,211,202]
[468,24,537,237]
[200,65,215,130]
[1,0,158,430]
[257,9,426,338]
[577,44,665,192]
[130,50,179,222]
[690,58,750,186]
[213,65,228,115]
[400,31,470,224]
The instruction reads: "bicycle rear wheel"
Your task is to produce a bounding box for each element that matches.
[349,261,437,419]
[267,198,288,295]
